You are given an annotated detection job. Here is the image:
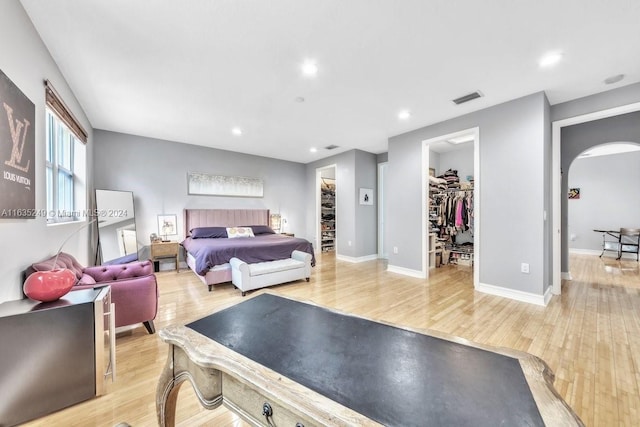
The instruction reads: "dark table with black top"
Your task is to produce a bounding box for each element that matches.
[156,293,583,427]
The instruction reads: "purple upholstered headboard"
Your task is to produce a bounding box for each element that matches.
[184,209,270,237]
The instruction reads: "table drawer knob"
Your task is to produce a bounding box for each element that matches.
[262,402,273,418]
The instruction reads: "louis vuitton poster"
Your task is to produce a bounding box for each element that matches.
[0,69,35,218]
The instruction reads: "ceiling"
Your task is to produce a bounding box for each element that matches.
[20,0,640,164]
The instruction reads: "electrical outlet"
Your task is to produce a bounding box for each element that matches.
[348,240,352,246]
[393,246,398,254]
[521,263,530,274]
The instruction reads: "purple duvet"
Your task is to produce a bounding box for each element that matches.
[182,234,316,276]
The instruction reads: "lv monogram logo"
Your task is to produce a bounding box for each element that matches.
[3,102,31,173]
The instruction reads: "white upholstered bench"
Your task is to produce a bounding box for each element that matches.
[229,250,312,296]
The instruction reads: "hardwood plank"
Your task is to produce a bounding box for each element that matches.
[22,253,640,426]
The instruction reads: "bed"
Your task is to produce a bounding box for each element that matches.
[182,209,315,291]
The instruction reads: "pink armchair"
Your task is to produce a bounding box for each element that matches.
[27,252,158,334]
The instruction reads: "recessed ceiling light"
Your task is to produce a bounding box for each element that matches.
[301,60,318,77]
[231,127,242,136]
[310,147,317,153]
[539,52,563,68]
[604,74,625,85]
[398,110,411,120]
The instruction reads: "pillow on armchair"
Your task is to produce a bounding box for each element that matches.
[31,252,85,280]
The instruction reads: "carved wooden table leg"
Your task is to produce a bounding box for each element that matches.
[156,343,224,427]
[156,345,181,427]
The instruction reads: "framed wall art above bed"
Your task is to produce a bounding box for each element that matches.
[187,172,263,197]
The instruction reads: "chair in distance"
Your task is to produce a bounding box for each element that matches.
[618,228,640,261]
[600,228,640,261]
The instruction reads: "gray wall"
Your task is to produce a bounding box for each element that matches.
[568,151,640,252]
[305,149,378,258]
[429,151,440,174]
[437,146,474,182]
[93,130,307,258]
[560,111,640,266]
[388,92,548,295]
[354,150,378,256]
[0,2,94,303]
[551,82,640,122]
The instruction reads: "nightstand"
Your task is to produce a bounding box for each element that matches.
[151,241,179,272]
[280,232,295,237]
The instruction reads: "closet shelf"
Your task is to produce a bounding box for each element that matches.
[445,246,474,254]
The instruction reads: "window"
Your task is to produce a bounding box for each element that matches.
[44,80,88,224]
[46,109,86,223]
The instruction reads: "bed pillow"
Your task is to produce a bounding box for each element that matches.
[226,227,255,238]
[248,225,276,235]
[190,226,228,239]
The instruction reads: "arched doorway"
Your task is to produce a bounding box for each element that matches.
[566,142,640,268]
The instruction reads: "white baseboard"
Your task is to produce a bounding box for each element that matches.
[569,248,601,255]
[543,286,553,305]
[475,282,548,306]
[386,264,426,279]
[336,254,379,263]
[569,248,637,260]
[561,272,572,281]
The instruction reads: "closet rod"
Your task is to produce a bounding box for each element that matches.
[431,188,474,193]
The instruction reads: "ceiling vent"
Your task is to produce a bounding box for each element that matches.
[452,91,483,105]
[324,144,339,150]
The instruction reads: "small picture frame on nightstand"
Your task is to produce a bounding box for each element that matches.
[157,214,177,240]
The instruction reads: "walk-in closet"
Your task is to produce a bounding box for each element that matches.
[426,134,475,270]
[429,171,474,266]
[318,166,336,253]
[320,178,336,251]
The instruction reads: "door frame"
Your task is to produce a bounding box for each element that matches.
[377,162,388,258]
[421,127,479,286]
[551,100,640,295]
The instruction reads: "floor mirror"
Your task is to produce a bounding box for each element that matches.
[95,189,138,264]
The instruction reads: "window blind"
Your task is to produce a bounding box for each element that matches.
[44,79,88,143]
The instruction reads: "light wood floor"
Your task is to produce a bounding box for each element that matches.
[24,252,640,427]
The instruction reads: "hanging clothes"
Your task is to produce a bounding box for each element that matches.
[429,189,473,238]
